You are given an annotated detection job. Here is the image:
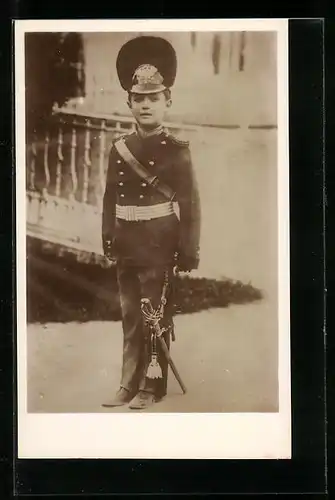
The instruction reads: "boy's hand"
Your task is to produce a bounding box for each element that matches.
[103,239,116,262]
[174,265,190,276]
[175,254,199,273]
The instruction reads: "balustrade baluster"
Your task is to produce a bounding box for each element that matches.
[115,120,122,138]
[27,135,39,226]
[55,124,64,197]
[42,131,50,198]
[69,123,78,201]
[98,119,106,210]
[29,136,37,190]
[82,119,91,203]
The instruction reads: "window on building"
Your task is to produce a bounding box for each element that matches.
[212,34,221,75]
[239,31,246,71]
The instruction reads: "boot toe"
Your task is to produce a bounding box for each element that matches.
[129,391,155,410]
[102,388,133,407]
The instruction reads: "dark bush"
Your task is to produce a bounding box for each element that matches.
[27,240,263,324]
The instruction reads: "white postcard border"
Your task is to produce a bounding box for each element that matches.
[15,18,290,459]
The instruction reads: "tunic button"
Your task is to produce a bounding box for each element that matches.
[141,182,146,187]
[120,194,125,198]
[117,160,121,164]
[139,195,144,199]
[149,160,155,166]
[119,182,123,186]
[119,171,124,175]
[161,140,166,145]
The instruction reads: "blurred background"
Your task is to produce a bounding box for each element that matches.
[24,31,279,413]
[26,31,277,127]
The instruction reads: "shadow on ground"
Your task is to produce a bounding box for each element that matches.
[27,245,263,324]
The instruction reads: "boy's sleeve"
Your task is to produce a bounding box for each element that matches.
[102,145,117,256]
[174,146,201,271]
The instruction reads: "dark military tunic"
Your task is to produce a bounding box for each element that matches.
[102,128,200,268]
[102,128,201,397]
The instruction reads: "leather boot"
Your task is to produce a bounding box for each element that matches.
[128,390,155,410]
[102,387,134,407]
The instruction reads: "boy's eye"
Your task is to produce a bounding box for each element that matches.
[131,93,162,104]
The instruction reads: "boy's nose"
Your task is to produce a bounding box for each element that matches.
[141,97,151,108]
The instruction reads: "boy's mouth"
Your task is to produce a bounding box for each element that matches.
[140,113,152,117]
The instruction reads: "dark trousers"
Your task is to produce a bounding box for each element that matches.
[116,264,174,399]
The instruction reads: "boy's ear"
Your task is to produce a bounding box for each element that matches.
[166,98,172,108]
[127,100,132,109]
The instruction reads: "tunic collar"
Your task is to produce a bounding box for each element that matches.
[136,124,167,139]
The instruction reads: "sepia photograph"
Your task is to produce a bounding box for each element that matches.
[16,19,290,459]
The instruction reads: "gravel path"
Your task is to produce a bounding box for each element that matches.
[27,292,278,414]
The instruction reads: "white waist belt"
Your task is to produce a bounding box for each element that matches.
[116,201,175,221]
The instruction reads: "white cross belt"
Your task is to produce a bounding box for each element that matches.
[116,201,175,221]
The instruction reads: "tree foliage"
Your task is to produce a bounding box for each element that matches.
[25,32,85,136]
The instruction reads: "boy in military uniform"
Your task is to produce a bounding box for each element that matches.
[102,36,201,410]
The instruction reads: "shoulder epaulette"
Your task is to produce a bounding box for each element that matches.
[166,132,190,147]
[112,131,135,145]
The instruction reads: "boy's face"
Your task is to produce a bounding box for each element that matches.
[128,91,171,130]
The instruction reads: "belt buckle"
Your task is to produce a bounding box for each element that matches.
[125,206,138,222]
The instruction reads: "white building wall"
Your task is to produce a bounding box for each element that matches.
[78,31,277,126]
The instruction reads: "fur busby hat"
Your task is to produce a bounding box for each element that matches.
[116,36,177,94]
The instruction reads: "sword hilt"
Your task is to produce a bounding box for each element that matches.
[140,300,186,394]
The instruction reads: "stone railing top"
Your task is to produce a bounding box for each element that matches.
[52,103,257,131]
[53,103,277,131]
[52,104,202,132]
